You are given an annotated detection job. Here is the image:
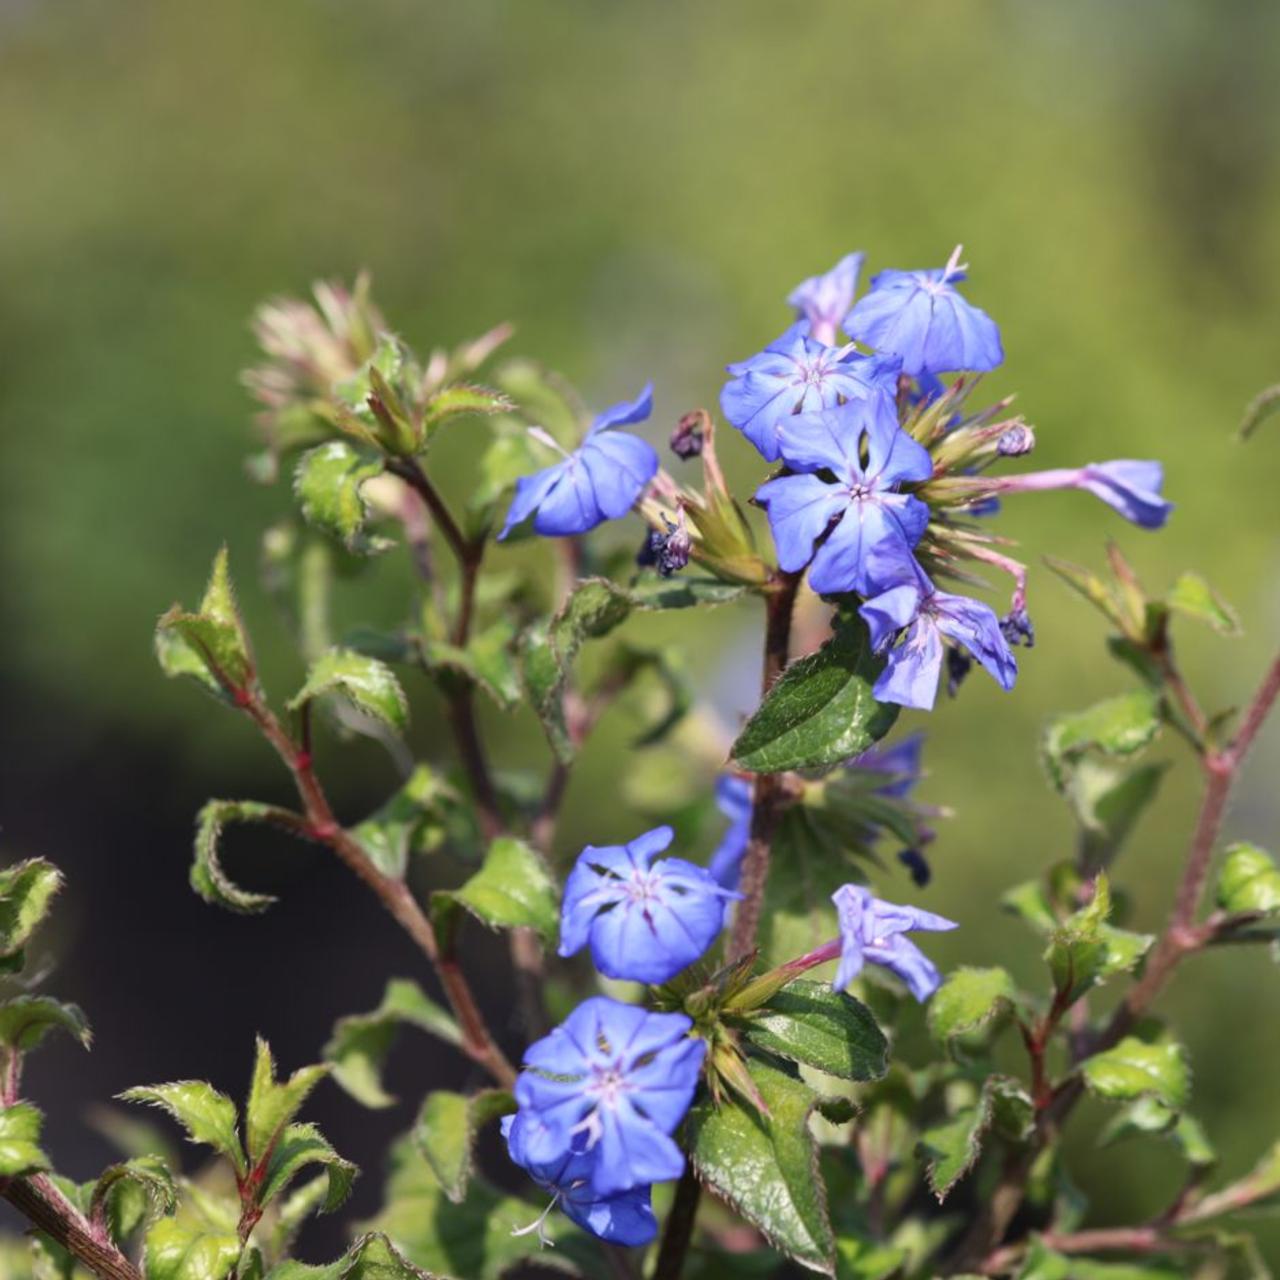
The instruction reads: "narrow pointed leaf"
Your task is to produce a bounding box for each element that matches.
[119,1082,246,1175]
[246,1039,329,1165]
[1167,572,1241,637]
[259,1123,355,1213]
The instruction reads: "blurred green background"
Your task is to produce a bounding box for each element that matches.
[2,0,1279,1266]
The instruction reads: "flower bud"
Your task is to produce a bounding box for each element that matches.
[997,423,1036,456]
[670,410,707,460]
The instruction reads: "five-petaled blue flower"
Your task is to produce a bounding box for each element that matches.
[500,385,658,538]
[787,252,864,346]
[720,324,899,463]
[707,775,752,891]
[503,1112,657,1246]
[756,396,934,596]
[832,883,958,1001]
[512,996,705,1197]
[845,249,1003,377]
[858,548,1017,711]
[560,826,740,984]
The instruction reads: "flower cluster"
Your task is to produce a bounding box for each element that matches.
[724,247,1174,710]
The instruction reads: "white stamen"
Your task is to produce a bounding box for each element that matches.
[527,425,571,459]
[942,244,968,282]
[511,1194,560,1247]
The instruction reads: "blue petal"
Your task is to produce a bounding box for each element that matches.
[808,495,927,597]
[708,776,752,890]
[590,383,654,434]
[561,1183,657,1246]
[876,933,945,1001]
[500,461,570,539]
[857,733,925,799]
[774,406,862,475]
[1077,461,1172,530]
[874,618,945,711]
[531,456,604,536]
[859,583,923,652]
[581,431,659,520]
[590,1109,685,1196]
[787,252,864,338]
[934,591,1018,692]
[755,474,846,573]
[863,402,934,487]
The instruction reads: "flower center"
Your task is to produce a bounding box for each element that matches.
[624,870,663,905]
[589,1065,629,1109]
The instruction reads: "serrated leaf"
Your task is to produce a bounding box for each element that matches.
[1045,875,1153,1005]
[324,980,462,1109]
[266,1233,441,1280]
[421,620,521,712]
[90,1154,177,1234]
[0,858,62,970]
[156,548,256,702]
[1042,689,1162,792]
[688,1058,835,1273]
[350,766,474,880]
[1167,572,1241,637]
[1016,1239,1185,1280]
[1000,879,1059,935]
[918,1075,1031,1201]
[0,1102,51,1176]
[259,1122,355,1213]
[435,838,558,946]
[246,1039,329,1166]
[289,648,408,734]
[1066,759,1167,873]
[1216,843,1280,915]
[927,967,1018,1043]
[1044,556,1126,631]
[424,384,514,435]
[737,981,887,1082]
[294,442,390,555]
[0,996,91,1053]
[360,1135,593,1278]
[1080,1037,1190,1110]
[120,1082,246,1175]
[414,1090,515,1204]
[731,614,898,774]
[144,1218,242,1280]
[626,576,748,609]
[1098,1096,1217,1170]
[192,800,300,914]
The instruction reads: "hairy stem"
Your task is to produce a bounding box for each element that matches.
[3,1175,140,1280]
[651,1165,702,1280]
[727,570,801,964]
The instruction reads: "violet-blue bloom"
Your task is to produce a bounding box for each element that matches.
[720,324,899,463]
[831,883,957,1001]
[993,460,1171,530]
[503,1112,657,1246]
[859,551,1017,711]
[756,396,933,596]
[513,996,705,1197]
[560,826,740,984]
[845,252,1003,376]
[707,775,752,891]
[500,385,658,538]
[786,252,864,345]
[854,733,925,800]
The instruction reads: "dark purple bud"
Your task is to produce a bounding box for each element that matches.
[897,848,932,888]
[1000,608,1035,648]
[670,411,707,460]
[646,516,691,577]
[946,647,972,698]
[635,532,659,568]
[997,424,1036,456]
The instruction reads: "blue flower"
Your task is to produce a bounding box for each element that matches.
[503,1113,657,1246]
[513,997,705,1197]
[500,385,658,538]
[787,252,864,345]
[831,883,957,1001]
[855,733,925,800]
[858,550,1017,711]
[559,826,740,984]
[707,775,752,891]
[994,460,1172,530]
[845,250,1003,376]
[755,396,933,596]
[720,325,899,463]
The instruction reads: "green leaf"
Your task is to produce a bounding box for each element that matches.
[289,648,408,735]
[414,1090,515,1204]
[1216,843,1280,915]
[1080,1037,1190,1110]
[1066,759,1167,872]
[0,1102,52,1176]
[324,980,462,1109]
[1042,689,1162,792]
[688,1058,835,1273]
[1016,1239,1185,1280]
[1045,875,1153,1005]
[90,1154,178,1234]
[294,442,390,555]
[422,620,521,712]
[119,1081,246,1175]
[360,1135,592,1279]
[266,1233,441,1280]
[0,857,62,970]
[1001,879,1060,935]
[350,766,474,880]
[731,613,898,774]
[424,384,514,435]
[1098,1096,1217,1170]
[259,1122,355,1213]
[1167,571,1241,637]
[0,996,91,1053]
[435,838,558,946]
[245,1039,329,1166]
[834,1237,909,1280]
[156,548,256,702]
[927,967,1018,1043]
[1183,1139,1280,1223]
[144,1218,242,1280]
[1044,556,1127,632]
[192,800,301,914]
[918,1076,1032,1201]
[627,576,748,609]
[737,981,887,1083]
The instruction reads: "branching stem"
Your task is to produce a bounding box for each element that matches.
[2,1175,140,1280]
